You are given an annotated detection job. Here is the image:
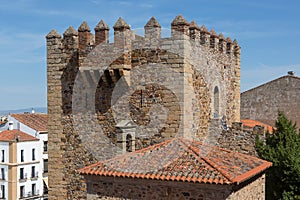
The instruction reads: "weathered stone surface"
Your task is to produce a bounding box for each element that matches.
[144,17,161,28]
[241,75,300,128]
[113,17,130,29]
[78,21,91,32]
[63,26,78,37]
[47,16,241,199]
[84,174,266,200]
[95,20,109,31]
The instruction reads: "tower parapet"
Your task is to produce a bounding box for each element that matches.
[46,15,240,64]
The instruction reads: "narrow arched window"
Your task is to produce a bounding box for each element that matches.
[214,86,219,119]
[126,134,132,152]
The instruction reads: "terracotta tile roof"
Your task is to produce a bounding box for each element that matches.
[0,130,39,142]
[79,138,272,185]
[241,119,274,133]
[10,113,48,132]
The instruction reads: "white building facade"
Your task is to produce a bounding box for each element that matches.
[0,113,48,200]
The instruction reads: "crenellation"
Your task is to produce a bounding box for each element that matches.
[78,21,91,50]
[63,27,78,51]
[49,18,240,62]
[46,29,62,39]
[95,20,109,45]
[171,15,190,38]
[144,17,161,47]
[209,29,219,50]
[63,26,78,37]
[113,17,132,48]
[226,37,233,55]
[233,39,240,56]
[189,20,200,41]
[200,25,210,47]
[218,33,226,53]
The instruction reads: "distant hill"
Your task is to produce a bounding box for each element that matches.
[0,107,47,116]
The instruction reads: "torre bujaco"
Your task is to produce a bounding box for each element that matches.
[46,15,240,199]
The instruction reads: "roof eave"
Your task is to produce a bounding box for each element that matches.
[232,161,272,184]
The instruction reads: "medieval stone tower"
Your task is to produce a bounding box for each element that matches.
[47,15,240,199]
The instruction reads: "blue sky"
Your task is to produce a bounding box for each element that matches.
[0,0,300,110]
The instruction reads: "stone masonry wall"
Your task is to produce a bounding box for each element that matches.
[228,174,266,200]
[47,16,241,199]
[241,75,300,127]
[84,174,265,200]
[217,127,265,157]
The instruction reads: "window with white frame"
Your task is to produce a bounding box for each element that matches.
[21,150,24,162]
[1,150,4,162]
[43,159,48,173]
[0,185,4,199]
[32,148,35,161]
[20,168,24,180]
[0,168,4,180]
[43,141,48,153]
[32,184,36,196]
[31,166,36,178]
[20,185,25,198]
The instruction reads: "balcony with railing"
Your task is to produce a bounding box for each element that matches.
[19,190,40,199]
[0,173,5,181]
[19,173,27,182]
[30,172,38,181]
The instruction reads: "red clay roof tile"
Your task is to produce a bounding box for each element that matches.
[0,130,39,142]
[241,119,274,133]
[10,113,48,132]
[79,138,272,185]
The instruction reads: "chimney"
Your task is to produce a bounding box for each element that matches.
[31,108,35,114]
[8,121,13,130]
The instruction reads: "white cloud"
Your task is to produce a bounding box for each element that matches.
[0,31,45,65]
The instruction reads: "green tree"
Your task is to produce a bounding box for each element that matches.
[256,112,300,200]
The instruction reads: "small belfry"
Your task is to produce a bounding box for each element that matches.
[47,15,241,199]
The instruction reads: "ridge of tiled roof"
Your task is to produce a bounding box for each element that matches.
[10,113,48,132]
[241,119,274,133]
[0,130,39,142]
[79,138,272,185]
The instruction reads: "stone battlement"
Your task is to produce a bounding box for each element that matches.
[46,15,240,60]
